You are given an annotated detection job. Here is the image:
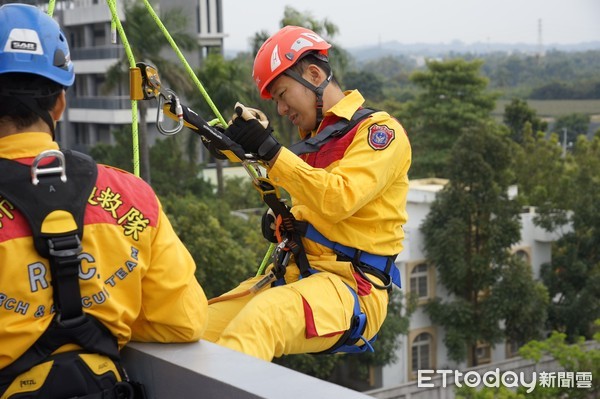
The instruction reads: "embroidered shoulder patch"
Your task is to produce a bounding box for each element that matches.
[367,123,395,150]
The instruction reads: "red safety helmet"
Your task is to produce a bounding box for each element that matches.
[253,26,331,99]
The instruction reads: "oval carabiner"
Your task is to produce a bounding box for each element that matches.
[156,91,184,136]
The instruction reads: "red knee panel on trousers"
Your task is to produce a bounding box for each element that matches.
[302,297,344,339]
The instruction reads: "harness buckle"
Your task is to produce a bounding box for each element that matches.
[31,150,67,185]
[55,312,87,329]
[48,235,82,258]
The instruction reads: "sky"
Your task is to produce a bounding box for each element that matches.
[221,0,600,51]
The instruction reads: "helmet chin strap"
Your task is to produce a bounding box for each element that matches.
[284,69,333,131]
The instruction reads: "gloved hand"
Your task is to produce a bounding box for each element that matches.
[200,126,229,160]
[261,208,278,243]
[168,101,244,161]
[225,102,282,161]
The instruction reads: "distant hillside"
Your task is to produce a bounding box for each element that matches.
[347,40,600,62]
[225,41,600,61]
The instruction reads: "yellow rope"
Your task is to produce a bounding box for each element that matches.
[105,0,141,177]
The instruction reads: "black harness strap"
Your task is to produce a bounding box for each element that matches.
[0,151,125,393]
[288,108,376,156]
[0,150,96,317]
[256,178,312,279]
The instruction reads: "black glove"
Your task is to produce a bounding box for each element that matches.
[225,103,281,161]
[261,208,278,243]
[171,102,244,161]
[200,127,229,160]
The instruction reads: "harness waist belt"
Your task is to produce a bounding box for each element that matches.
[304,224,401,288]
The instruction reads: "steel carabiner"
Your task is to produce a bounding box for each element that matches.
[156,90,184,136]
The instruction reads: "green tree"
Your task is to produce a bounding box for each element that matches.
[422,124,546,366]
[457,321,600,398]
[221,176,265,210]
[503,98,548,143]
[342,70,384,102]
[162,193,265,299]
[149,134,213,199]
[512,124,566,213]
[90,125,135,172]
[512,126,600,343]
[401,59,498,178]
[104,0,198,183]
[539,135,600,340]
[553,113,591,146]
[516,325,600,398]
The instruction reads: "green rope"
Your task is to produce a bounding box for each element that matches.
[46,0,139,177]
[46,0,55,16]
[105,0,141,177]
[140,0,275,275]
[256,244,275,276]
[141,0,227,127]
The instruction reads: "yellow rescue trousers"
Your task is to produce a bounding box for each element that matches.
[204,262,389,361]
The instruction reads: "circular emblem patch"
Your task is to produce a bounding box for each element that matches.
[367,123,395,150]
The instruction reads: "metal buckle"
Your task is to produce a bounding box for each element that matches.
[31,150,67,185]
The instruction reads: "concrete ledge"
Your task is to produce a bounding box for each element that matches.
[121,341,373,399]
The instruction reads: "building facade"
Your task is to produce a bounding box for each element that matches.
[39,0,225,157]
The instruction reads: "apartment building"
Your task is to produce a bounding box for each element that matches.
[42,0,225,156]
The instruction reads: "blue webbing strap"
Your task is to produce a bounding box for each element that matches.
[304,223,402,288]
[327,284,376,354]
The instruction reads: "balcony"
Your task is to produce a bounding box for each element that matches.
[66,96,158,124]
[62,1,123,26]
[71,45,124,61]
[70,96,131,110]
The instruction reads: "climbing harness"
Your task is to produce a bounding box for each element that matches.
[288,108,377,155]
[0,151,144,398]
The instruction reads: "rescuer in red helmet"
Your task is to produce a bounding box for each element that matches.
[205,25,411,361]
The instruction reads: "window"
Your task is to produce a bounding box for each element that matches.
[511,246,531,266]
[514,249,530,264]
[408,262,435,303]
[474,341,491,365]
[410,263,429,299]
[411,333,432,371]
[505,339,524,358]
[409,328,437,380]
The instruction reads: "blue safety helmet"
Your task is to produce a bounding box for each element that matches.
[0,3,74,87]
